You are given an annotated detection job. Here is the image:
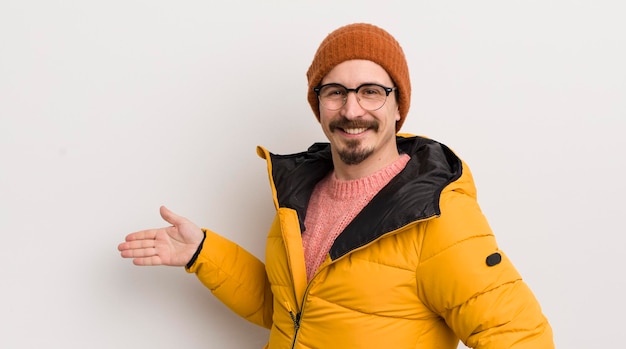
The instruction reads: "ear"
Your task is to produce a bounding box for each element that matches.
[395,107,401,122]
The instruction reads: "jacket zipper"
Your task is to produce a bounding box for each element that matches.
[284,220,434,348]
[283,217,440,348]
[289,310,301,349]
[286,302,302,349]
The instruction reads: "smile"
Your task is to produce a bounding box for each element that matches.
[343,127,368,135]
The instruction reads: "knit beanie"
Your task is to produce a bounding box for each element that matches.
[306,23,411,132]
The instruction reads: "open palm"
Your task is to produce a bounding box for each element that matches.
[118,206,205,266]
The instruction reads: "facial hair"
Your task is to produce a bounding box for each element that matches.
[329,118,379,166]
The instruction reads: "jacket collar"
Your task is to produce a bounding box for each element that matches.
[265,135,463,259]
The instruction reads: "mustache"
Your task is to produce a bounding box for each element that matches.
[329,118,379,132]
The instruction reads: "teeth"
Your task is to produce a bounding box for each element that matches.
[344,128,367,134]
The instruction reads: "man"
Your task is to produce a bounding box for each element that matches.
[118,23,554,348]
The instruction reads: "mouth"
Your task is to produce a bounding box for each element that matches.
[330,119,378,136]
[342,127,369,135]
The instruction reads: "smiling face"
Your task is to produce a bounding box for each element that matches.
[318,60,401,177]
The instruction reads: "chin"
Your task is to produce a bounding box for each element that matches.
[337,146,374,165]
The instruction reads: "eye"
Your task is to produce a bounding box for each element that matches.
[360,85,384,97]
[320,85,346,98]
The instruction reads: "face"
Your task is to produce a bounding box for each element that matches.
[318,60,401,166]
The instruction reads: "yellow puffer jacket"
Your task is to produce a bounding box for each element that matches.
[187,135,554,348]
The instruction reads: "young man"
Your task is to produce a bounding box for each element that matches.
[118,23,554,348]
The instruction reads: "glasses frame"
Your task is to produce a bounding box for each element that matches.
[313,83,397,111]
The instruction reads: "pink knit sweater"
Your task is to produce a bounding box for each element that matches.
[301,154,410,281]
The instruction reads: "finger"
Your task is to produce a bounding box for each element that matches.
[123,229,157,243]
[133,255,163,266]
[159,205,186,226]
[119,239,157,251]
[118,231,160,253]
[119,246,157,258]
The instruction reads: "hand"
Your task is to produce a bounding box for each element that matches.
[118,206,205,266]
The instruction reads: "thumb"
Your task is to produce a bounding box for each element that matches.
[159,205,185,226]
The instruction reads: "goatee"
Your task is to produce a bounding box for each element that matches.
[338,139,374,165]
[329,117,379,165]
[329,117,379,166]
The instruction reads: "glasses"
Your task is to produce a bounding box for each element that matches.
[313,83,396,111]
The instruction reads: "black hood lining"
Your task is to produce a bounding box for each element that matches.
[267,136,462,258]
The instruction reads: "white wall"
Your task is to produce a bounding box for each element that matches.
[1,1,624,348]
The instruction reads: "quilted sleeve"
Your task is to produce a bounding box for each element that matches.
[186,229,274,329]
[415,189,554,348]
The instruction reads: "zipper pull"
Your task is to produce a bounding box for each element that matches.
[285,302,301,330]
[290,311,301,331]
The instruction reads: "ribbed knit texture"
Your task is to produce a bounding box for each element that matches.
[306,23,411,132]
[302,154,410,281]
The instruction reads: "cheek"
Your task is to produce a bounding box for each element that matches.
[318,113,334,135]
[385,104,401,123]
[392,103,401,121]
[318,113,328,127]
[319,110,338,127]
[319,108,329,121]
[382,99,401,122]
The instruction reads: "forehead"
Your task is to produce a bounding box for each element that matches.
[321,60,393,86]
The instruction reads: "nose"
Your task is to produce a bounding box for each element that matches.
[341,91,365,119]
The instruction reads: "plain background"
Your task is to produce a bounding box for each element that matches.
[1,1,624,348]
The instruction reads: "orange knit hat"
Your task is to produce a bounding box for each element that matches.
[306,23,411,132]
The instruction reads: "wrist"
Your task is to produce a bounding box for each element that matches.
[185,228,207,269]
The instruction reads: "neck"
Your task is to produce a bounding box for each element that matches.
[332,145,401,181]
